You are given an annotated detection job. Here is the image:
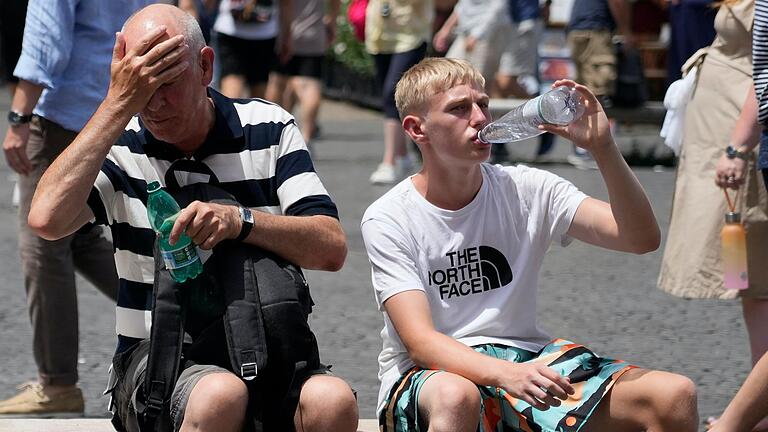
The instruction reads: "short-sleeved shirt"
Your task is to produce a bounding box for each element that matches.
[364,0,434,55]
[13,0,153,131]
[88,88,339,355]
[360,163,587,414]
[213,0,280,40]
[291,0,326,56]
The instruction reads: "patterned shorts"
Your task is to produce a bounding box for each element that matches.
[379,339,635,432]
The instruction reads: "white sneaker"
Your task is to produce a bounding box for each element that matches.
[567,152,598,170]
[369,163,397,184]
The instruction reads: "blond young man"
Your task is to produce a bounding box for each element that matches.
[361,57,698,432]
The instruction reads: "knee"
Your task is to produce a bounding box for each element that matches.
[652,374,698,427]
[297,375,358,432]
[184,373,249,429]
[426,377,481,432]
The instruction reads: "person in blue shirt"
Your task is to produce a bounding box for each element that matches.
[0,0,154,417]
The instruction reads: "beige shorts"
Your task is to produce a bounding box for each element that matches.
[567,29,616,97]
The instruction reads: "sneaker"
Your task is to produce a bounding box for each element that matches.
[567,151,598,170]
[0,382,84,418]
[369,163,397,185]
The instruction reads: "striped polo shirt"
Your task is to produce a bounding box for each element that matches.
[754,0,768,169]
[87,89,339,354]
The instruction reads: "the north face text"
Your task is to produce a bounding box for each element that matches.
[428,246,513,300]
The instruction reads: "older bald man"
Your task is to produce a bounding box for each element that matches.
[29,4,357,432]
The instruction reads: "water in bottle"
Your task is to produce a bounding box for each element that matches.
[146,181,203,283]
[721,212,748,290]
[479,86,585,144]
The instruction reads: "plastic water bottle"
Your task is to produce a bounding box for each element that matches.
[721,212,748,290]
[146,181,203,283]
[479,86,585,144]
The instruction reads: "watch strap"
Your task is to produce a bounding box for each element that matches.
[7,110,32,125]
[726,145,749,160]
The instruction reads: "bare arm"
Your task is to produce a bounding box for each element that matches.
[433,10,459,52]
[541,80,660,254]
[29,27,189,239]
[277,0,294,64]
[241,213,346,270]
[384,290,574,409]
[169,201,347,271]
[2,80,43,174]
[607,0,634,46]
[324,0,341,47]
[710,353,768,432]
[715,84,761,189]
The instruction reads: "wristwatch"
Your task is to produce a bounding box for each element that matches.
[725,145,749,161]
[7,110,32,127]
[235,206,254,242]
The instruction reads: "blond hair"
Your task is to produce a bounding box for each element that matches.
[394,57,485,119]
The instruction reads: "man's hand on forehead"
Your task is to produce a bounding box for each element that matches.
[105,24,189,115]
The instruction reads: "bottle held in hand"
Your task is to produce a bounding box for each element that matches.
[721,212,748,290]
[479,86,585,143]
[146,181,203,283]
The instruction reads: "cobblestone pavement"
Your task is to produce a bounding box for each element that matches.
[0,95,752,431]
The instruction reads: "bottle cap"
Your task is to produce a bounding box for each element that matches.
[147,181,161,193]
[725,212,741,223]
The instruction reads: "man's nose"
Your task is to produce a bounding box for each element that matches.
[470,103,489,127]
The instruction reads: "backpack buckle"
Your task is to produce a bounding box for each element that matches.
[241,362,258,380]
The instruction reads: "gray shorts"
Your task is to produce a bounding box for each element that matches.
[498,19,542,77]
[111,340,228,432]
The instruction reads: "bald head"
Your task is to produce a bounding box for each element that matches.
[123,4,206,60]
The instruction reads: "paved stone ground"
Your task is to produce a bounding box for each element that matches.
[0,93,752,431]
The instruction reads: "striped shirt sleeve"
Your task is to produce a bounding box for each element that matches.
[754,0,768,124]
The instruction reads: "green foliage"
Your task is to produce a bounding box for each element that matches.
[328,0,375,77]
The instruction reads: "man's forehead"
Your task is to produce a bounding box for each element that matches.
[436,83,488,103]
[123,13,178,47]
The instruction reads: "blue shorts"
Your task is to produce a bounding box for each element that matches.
[379,339,635,432]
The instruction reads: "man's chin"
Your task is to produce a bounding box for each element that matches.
[147,127,181,144]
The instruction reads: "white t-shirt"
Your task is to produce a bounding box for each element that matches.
[214,0,279,40]
[360,163,588,415]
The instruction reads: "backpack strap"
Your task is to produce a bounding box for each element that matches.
[136,239,191,432]
[217,241,269,381]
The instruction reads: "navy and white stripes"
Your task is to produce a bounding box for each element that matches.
[88,89,338,353]
[754,0,768,124]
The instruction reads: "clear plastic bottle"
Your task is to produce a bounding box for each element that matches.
[721,212,748,290]
[146,181,203,283]
[479,86,586,144]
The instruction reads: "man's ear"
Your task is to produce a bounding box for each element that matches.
[403,114,427,145]
[200,46,215,86]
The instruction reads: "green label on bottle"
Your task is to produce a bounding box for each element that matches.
[161,244,199,270]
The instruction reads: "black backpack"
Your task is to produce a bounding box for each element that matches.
[117,182,321,432]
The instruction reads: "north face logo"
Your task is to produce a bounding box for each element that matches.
[428,246,513,300]
[478,246,513,289]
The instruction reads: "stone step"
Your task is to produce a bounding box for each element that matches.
[0,418,379,432]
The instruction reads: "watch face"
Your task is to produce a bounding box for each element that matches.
[241,207,254,224]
